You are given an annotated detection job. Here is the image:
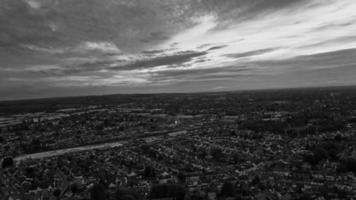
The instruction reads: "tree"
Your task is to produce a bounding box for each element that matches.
[251,176,261,186]
[148,184,185,200]
[177,172,186,183]
[1,157,14,169]
[119,195,136,200]
[190,189,205,200]
[25,166,36,178]
[116,187,141,200]
[338,157,356,175]
[70,183,82,194]
[211,148,224,162]
[29,138,42,153]
[334,134,342,142]
[52,188,61,198]
[219,182,234,197]
[91,183,107,200]
[143,166,156,178]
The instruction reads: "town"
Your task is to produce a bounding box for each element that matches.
[1,86,356,199]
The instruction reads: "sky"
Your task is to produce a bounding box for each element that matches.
[1,0,356,100]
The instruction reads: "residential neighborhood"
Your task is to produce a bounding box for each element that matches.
[1,87,356,199]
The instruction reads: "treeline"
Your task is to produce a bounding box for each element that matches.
[303,137,356,175]
[239,111,347,136]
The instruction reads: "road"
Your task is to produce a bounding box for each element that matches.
[14,129,190,162]
[14,141,125,161]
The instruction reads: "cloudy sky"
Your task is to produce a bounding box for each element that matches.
[1,0,356,100]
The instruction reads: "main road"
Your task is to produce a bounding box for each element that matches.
[14,129,191,162]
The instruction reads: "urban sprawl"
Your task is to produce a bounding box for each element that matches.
[1,87,356,199]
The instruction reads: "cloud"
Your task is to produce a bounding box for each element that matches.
[224,48,279,58]
[141,49,167,55]
[140,32,170,43]
[150,65,251,83]
[25,64,62,73]
[2,0,356,99]
[0,0,61,48]
[207,45,228,51]
[74,42,121,55]
[20,49,208,77]
[251,48,356,71]
[110,51,207,71]
[26,0,41,9]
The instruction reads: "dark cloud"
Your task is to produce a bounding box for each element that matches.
[0,0,60,47]
[140,32,170,43]
[0,0,201,52]
[25,50,208,76]
[149,69,254,87]
[111,51,207,71]
[141,49,168,55]
[154,65,249,80]
[225,48,278,58]
[28,59,120,76]
[197,44,213,49]
[207,45,228,51]
[313,21,354,32]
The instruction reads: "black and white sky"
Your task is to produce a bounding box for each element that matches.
[1,0,356,100]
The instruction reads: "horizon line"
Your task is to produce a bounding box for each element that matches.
[1,84,356,103]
